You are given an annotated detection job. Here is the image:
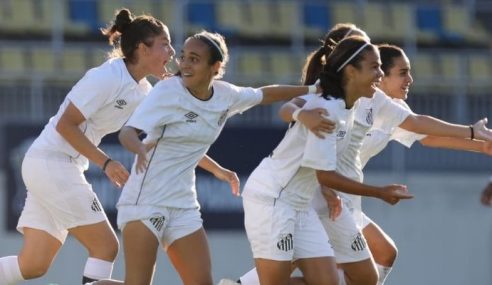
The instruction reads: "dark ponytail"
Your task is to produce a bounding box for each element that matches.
[100,8,167,63]
[301,46,326,85]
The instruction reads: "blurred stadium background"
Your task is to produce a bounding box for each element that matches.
[0,0,492,284]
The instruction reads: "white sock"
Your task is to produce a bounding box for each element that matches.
[0,256,25,284]
[83,257,114,280]
[376,264,393,285]
[239,267,260,285]
[337,268,346,285]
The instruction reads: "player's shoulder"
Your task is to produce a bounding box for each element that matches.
[82,57,126,86]
[152,76,185,95]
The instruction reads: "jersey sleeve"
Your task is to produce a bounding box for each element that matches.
[373,91,412,129]
[300,97,337,171]
[391,127,426,148]
[125,82,175,135]
[67,65,119,120]
[227,84,263,116]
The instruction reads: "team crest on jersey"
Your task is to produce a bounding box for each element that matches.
[276,233,294,252]
[366,108,373,125]
[218,109,229,126]
[185,111,199,123]
[337,130,346,139]
[114,99,127,109]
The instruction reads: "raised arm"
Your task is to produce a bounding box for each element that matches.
[198,155,240,196]
[419,136,492,155]
[259,84,318,105]
[57,102,129,188]
[399,115,492,141]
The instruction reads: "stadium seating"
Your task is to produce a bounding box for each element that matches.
[0,48,27,74]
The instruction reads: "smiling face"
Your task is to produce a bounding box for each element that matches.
[178,37,220,90]
[348,46,384,99]
[379,53,413,100]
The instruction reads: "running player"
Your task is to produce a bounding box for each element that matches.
[225,24,492,285]
[281,43,492,285]
[241,36,413,285]
[89,30,322,285]
[0,8,175,285]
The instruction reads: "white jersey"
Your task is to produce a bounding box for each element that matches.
[242,94,369,210]
[117,76,263,209]
[29,58,151,169]
[312,89,413,219]
[360,96,425,168]
[323,90,422,227]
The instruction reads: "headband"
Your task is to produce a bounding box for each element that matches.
[336,42,370,73]
[197,34,224,61]
[342,28,353,39]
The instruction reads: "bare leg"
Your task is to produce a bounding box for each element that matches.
[296,256,339,285]
[122,221,159,285]
[167,227,213,285]
[255,258,291,285]
[362,223,397,267]
[339,258,378,285]
[69,220,119,262]
[18,228,62,279]
[363,222,397,284]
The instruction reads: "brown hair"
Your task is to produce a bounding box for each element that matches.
[319,36,375,99]
[190,31,230,79]
[101,8,168,63]
[377,44,405,75]
[302,23,368,85]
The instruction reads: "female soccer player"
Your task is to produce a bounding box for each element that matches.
[281,44,492,285]
[241,36,413,285]
[0,8,175,285]
[90,30,322,285]
[227,24,492,285]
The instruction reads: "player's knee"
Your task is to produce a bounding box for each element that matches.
[380,243,398,266]
[88,238,119,261]
[184,274,213,285]
[20,261,50,279]
[345,269,378,285]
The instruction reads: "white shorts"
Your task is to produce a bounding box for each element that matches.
[18,153,108,243]
[243,197,334,261]
[318,202,371,264]
[117,205,202,250]
[360,211,373,229]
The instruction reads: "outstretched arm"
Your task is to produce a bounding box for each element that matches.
[420,136,492,155]
[316,170,413,205]
[259,84,319,105]
[400,115,492,141]
[198,155,240,196]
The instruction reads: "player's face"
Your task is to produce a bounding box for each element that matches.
[349,48,384,99]
[379,54,413,100]
[178,38,219,90]
[145,28,175,78]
